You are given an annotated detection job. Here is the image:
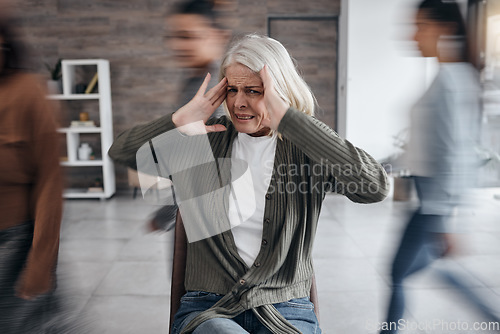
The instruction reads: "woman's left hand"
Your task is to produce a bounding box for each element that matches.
[15,268,53,300]
[258,65,289,131]
[440,233,460,257]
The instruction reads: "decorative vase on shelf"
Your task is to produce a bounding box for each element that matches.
[78,143,92,161]
[47,79,62,94]
[45,58,62,94]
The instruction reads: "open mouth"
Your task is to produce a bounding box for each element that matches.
[235,114,254,120]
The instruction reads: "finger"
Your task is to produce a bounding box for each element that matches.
[261,111,272,128]
[259,65,273,90]
[211,86,227,107]
[206,77,227,101]
[16,291,33,300]
[148,220,160,232]
[260,117,270,129]
[209,80,227,104]
[205,124,227,133]
[195,73,211,97]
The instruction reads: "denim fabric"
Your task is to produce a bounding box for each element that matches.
[380,177,449,334]
[380,210,445,334]
[172,291,321,334]
[380,177,500,334]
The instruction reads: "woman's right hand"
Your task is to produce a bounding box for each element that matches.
[172,73,228,135]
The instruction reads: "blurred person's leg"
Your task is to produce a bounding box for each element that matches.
[381,212,443,333]
[434,260,500,323]
[0,222,34,333]
[0,222,68,333]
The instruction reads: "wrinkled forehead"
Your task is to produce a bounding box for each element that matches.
[225,63,262,84]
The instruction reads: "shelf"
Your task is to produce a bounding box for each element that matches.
[58,127,102,133]
[50,59,115,199]
[63,188,106,199]
[48,94,100,100]
[61,160,103,167]
[62,59,106,66]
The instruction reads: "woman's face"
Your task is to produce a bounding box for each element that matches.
[225,63,270,137]
[166,14,225,69]
[413,9,456,58]
[413,10,442,58]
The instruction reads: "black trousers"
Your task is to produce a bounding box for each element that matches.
[0,221,71,334]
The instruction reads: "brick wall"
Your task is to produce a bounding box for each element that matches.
[16,0,340,190]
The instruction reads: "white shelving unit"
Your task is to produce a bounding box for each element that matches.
[49,59,115,199]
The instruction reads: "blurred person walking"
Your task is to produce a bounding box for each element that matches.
[0,2,66,333]
[379,1,499,333]
[147,0,230,230]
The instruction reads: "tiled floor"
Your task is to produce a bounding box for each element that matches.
[57,187,500,333]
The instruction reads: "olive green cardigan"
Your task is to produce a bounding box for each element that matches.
[109,108,389,333]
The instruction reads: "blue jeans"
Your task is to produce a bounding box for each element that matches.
[380,210,444,334]
[380,177,448,334]
[172,291,321,334]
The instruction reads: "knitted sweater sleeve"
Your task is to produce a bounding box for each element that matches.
[278,107,389,203]
[108,113,177,170]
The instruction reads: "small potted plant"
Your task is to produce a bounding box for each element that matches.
[45,58,62,94]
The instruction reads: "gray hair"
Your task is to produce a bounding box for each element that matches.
[220,34,316,117]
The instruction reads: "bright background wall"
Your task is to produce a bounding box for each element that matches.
[343,0,439,161]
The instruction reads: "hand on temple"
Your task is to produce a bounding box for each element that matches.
[172,73,228,135]
[258,65,289,131]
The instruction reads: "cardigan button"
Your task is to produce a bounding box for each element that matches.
[262,239,268,246]
[254,262,261,267]
[239,279,246,285]
[264,218,270,224]
[265,194,271,200]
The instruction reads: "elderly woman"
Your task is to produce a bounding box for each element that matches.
[110,34,389,334]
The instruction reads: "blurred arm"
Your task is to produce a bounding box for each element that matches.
[17,77,63,299]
